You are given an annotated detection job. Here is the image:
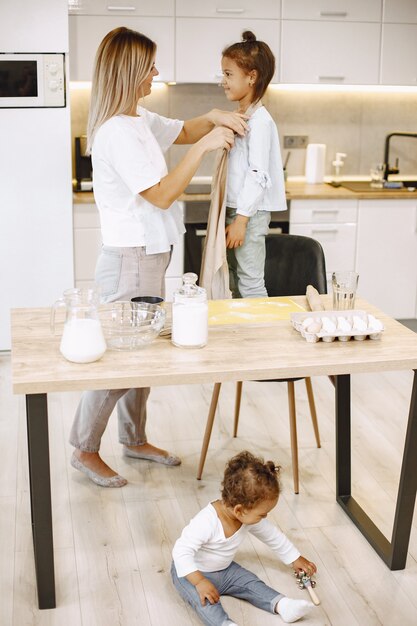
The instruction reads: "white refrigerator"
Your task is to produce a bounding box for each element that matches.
[0,0,73,350]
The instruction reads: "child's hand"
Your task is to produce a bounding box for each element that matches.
[195,577,220,606]
[225,215,249,248]
[292,556,317,577]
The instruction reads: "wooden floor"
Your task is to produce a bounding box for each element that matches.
[1,352,417,626]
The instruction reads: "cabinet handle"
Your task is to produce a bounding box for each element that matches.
[319,11,348,17]
[216,8,245,14]
[196,229,207,237]
[106,5,136,11]
[312,210,339,218]
[318,75,345,81]
[311,228,339,234]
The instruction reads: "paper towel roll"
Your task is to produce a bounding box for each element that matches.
[305,144,326,183]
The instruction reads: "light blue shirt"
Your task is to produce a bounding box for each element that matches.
[226,105,287,217]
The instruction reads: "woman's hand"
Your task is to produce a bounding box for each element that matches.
[292,556,317,577]
[225,215,249,248]
[195,577,220,606]
[208,108,249,136]
[199,126,235,153]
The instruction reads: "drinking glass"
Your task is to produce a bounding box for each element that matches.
[370,164,384,188]
[332,271,359,310]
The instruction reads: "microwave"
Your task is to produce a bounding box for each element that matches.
[0,53,66,108]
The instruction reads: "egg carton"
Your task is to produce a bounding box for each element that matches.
[290,310,384,343]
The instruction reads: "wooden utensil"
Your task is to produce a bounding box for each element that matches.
[306,285,325,311]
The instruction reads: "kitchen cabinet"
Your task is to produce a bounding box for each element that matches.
[282,0,381,22]
[68,15,174,81]
[176,0,280,19]
[175,18,280,83]
[355,200,417,319]
[68,0,174,17]
[289,199,358,291]
[381,24,417,86]
[383,0,417,24]
[73,201,184,300]
[280,20,380,84]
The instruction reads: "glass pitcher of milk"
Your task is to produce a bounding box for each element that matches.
[172,273,208,348]
[51,287,107,363]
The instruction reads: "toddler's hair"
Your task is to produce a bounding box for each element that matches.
[222,31,275,103]
[221,450,281,509]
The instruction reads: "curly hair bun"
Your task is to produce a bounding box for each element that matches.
[242,31,256,42]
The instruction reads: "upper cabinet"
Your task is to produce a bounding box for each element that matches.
[68,0,174,17]
[69,16,174,81]
[281,1,381,84]
[175,1,280,83]
[383,0,417,23]
[381,1,417,85]
[176,18,280,83]
[68,0,174,81]
[281,21,380,84]
[176,1,280,19]
[282,0,381,22]
[68,0,417,86]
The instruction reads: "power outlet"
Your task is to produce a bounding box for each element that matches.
[284,135,309,149]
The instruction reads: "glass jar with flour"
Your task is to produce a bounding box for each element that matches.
[172,273,208,348]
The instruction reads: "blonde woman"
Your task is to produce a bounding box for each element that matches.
[69,27,247,487]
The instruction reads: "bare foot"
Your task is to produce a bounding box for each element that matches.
[74,449,119,478]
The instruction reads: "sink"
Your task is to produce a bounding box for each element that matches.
[327,181,417,192]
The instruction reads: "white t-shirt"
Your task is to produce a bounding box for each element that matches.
[172,502,300,577]
[92,107,185,253]
[226,106,287,217]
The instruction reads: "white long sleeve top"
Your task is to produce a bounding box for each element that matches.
[226,105,287,218]
[172,502,300,578]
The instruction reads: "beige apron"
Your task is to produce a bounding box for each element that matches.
[200,148,231,299]
[200,102,263,300]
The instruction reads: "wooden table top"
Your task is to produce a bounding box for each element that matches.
[11,296,417,394]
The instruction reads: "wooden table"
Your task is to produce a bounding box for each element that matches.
[11,296,417,609]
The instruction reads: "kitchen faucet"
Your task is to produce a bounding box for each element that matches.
[383,132,417,180]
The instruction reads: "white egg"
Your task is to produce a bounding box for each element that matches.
[337,316,352,332]
[352,315,367,331]
[322,316,337,333]
[367,314,383,332]
[307,321,322,334]
[302,317,314,329]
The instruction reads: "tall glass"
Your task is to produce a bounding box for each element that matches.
[332,271,359,310]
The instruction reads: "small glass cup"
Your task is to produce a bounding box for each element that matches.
[370,164,384,188]
[332,271,359,310]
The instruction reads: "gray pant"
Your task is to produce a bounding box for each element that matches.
[226,208,271,299]
[69,246,171,452]
[171,561,282,626]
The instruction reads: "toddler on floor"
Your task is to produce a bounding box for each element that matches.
[171,451,317,625]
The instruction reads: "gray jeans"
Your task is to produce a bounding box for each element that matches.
[171,561,282,626]
[69,246,171,452]
[226,208,271,299]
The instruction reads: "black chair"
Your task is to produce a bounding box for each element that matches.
[197,234,328,493]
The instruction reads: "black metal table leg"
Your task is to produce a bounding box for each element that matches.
[335,371,417,570]
[26,393,56,609]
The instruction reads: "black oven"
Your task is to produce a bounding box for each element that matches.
[183,201,290,275]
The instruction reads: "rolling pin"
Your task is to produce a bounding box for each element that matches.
[306,285,325,311]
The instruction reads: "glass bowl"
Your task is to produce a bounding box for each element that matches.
[100,301,166,350]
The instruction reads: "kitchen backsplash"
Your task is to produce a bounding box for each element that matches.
[70,84,417,180]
